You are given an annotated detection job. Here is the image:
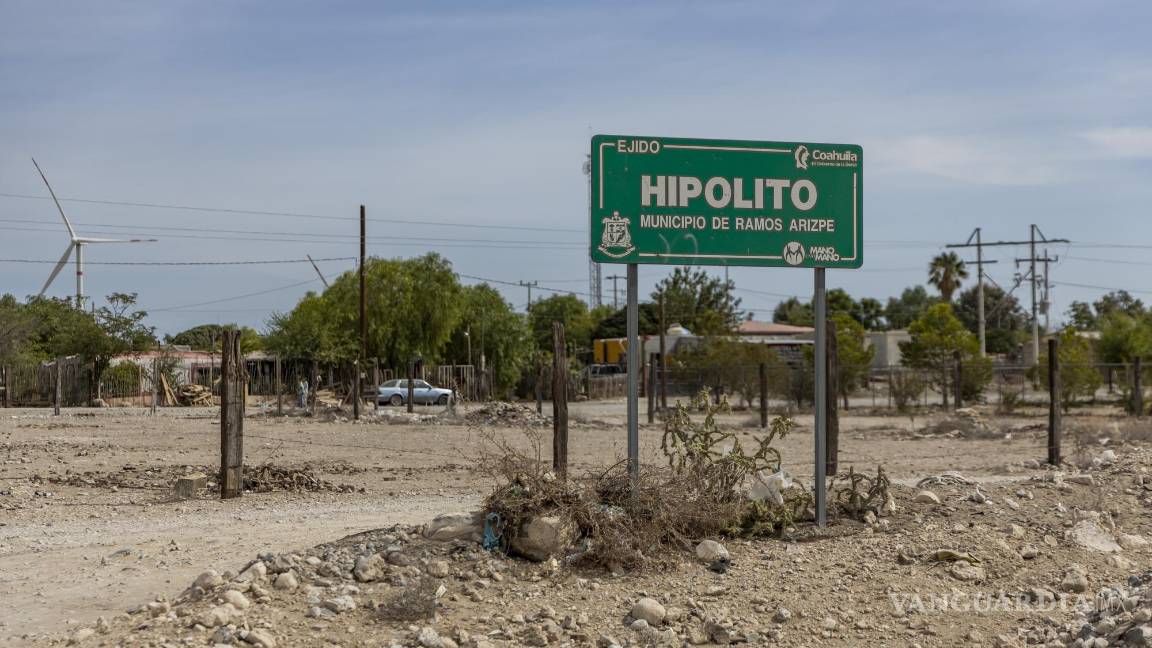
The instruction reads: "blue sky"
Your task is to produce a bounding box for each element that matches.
[2,0,1151,335]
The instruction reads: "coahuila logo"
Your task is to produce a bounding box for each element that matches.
[794,145,809,170]
[810,148,859,167]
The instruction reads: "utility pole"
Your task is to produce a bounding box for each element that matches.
[518,280,539,310]
[1014,225,1062,365]
[946,228,997,357]
[355,205,366,421]
[606,274,625,309]
[948,226,1067,363]
[306,254,330,288]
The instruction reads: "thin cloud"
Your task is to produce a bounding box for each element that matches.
[1079,127,1152,159]
[870,135,1060,186]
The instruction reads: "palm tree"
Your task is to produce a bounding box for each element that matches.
[928,252,969,302]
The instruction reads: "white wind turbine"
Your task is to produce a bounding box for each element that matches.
[32,158,157,309]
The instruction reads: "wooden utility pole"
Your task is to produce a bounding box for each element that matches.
[355,204,366,421]
[1047,338,1061,465]
[274,355,283,416]
[759,362,768,429]
[1,365,9,408]
[552,322,568,479]
[1134,357,1144,418]
[219,330,244,499]
[952,350,963,411]
[53,358,62,416]
[825,321,839,476]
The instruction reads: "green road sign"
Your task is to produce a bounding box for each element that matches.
[590,135,863,268]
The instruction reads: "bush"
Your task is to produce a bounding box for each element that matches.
[959,355,994,403]
[102,362,144,398]
[889,369,926,412]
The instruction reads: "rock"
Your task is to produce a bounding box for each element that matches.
[630,598,666,626]
[773,608,792,623]
[197,603,239,628]
[1068,519,1122,553]
[323,595,357,613]
[236,561,267,582]
[629,619,649,631]
[1060,570,1089,593]
[1067,474,1096,486]
[354,554,386,582]
[508,516,577,562]
[222,589,250,609]
[914,490,941,505]
[1020,545,1039,560]
[386,550,416,567]
[596,635,621,648]
[423,511,484,542]
[1118,533,1150,549]
[94,616,110,634]
[194,570,224,590]
[821,616,839,631]
[1125,626,1152,646]
[695,539,730,562]
[173,472,207,499]
[426,560,451,578]
[519,625,549,646]
[67,628,95,645]
[242,629,277,648]
[417,626,442,648]
[948,561,986,582]
[704,620,732,645]
[273,571,298,590]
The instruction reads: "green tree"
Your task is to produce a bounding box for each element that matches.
[590,303,661,340]
[443,284,531,392]
[265,253,464,370]
[527,294,591,355]
[857,297,886,331]
[885,286,937,330]
[830,312,876,408]
[166,324,263,353]
[899,303,987,407]
[1094,290,1145,319]
[954,284,1028,356]
[1097,312,1152,364]
[928,252,968,302]
[674,337,789,408]
[0,294,35,364]
[1037,329,1103,411]
[653,267,740,335]
[772,297,813,326]
[1067,301,1097,330]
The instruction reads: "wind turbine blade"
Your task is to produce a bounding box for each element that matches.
[77,237,159,243]
[30,158,77,240]
[38,243,74,296]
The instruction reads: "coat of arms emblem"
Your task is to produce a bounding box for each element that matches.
[598,211,635,258]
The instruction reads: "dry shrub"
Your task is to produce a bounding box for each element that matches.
[375,578,438,622]
[478,391,886,571]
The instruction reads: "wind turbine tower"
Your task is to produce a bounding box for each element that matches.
[32,159,157,309]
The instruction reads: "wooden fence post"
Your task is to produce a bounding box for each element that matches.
[373,358,380,411]
[826,321,839,476]
[552,322,568,479]
[535,357,544,415]
[647,354,657,424]
[1047,338,1061,466]
[54,358,62,416]
[759,362,768,429]
[952,350,963,411]
[274,355,283,416]
[151,357,159,415]
[407,360,415,413]
[220,330,244,499]
[309,361,318,415]
[1135,356,1144,418]
[353,358,361,421]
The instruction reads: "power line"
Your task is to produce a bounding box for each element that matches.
[1063,255,1152,267]
[1052,281,1152,296]
[150,278,323,312]
[0,256,355,266]
[0,192,585,233]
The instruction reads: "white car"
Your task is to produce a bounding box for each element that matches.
[377,379,453,406]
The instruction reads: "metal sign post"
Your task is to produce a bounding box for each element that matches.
[813,268,828,527]
[590,134,861,516]
[626,263,640,486]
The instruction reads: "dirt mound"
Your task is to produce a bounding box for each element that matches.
[919,407,1004,439]
[466,401,549,427]
[36,462,361,494]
